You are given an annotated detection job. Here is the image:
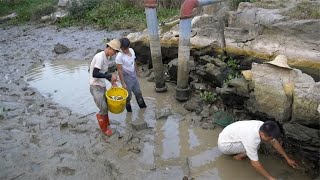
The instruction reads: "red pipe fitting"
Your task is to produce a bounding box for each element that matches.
[180,0,199,19]
[144,0,157,8]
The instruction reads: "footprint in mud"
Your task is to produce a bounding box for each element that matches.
[56,167,76,176]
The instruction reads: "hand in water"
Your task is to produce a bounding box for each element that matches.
[286,158,297,168]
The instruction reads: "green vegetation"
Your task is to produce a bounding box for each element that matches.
[200,91,218,104]
[0,0,57,24]
[283,1,320,20]
[0,0,179,31]
[224,57,240,84]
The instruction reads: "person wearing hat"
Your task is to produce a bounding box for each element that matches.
[89,39,120,136]
[218,120,297,180]
[115,37,147,112]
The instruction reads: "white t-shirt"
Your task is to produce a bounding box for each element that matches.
[218,120,263,161]
[115,48,136,77]
[89,51,110,87]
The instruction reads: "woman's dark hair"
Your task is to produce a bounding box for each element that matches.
[259,121,281,139]
[120,37,130,49]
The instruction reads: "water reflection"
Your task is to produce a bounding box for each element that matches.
[188,129,200,150]
[161,114,181,160]
[25,60,96,115]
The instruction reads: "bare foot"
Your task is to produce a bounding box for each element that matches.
[233,153,247,160]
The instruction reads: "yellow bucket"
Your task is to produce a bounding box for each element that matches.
[105,87,128,114]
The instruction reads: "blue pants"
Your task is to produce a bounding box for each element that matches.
[124,77,144,105]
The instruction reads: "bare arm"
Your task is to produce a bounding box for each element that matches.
[251,160,276,180]
[116,64,126,89]
[270,139,297,168]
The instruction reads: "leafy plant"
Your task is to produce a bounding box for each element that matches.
[226,58,239,71]
[224,57,240,84]
[200,91,218,103]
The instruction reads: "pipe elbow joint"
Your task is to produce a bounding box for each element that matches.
[180,0,199,19]
[144,0,157,8]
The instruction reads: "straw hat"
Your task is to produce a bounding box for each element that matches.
[106,39,121,51]
[266,55,292,70]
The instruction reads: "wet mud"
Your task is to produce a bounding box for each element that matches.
[0,25,310,180]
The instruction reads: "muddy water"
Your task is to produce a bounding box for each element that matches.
[25,60,309,180]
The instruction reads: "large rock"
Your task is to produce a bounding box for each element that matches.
[291,82,320,127]
[283,123,319,161]
[167,58,195,81]
[247,63,296,123]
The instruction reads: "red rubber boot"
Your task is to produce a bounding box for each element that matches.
[103,114,113,136]
[96,114,107,134]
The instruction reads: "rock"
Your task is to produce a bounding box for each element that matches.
[146,72,155,82]
[58,0,70,7]
[54,43,69,54]
[247,63,296,123]
[130,120,148,131]
[283,123,319,160]
[183,97,203,114]
[168,58,195,81]
[185,113,203,126]
[191,83,210,92]
[200,107,210,118]
[291,82,320,127]
[200,63,231,87]
[200,122,216,130]
[199,55,228,69]
[0,13,17,24]
[156,107,173,120]
[227,78,249,97]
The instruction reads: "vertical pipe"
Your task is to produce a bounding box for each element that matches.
[145,0,167,92]
[175,18,192,101]
[176,0,223,101]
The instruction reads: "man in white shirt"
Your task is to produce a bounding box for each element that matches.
[218,120,297,180]
[89,39,120,136]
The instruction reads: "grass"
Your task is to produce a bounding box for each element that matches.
[0,0,57,24]
[0,0,179,31]
[283,1,320,20]
[59,0,179,31]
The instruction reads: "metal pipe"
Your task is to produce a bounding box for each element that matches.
[176,0,223,101]
[144,0,167,92]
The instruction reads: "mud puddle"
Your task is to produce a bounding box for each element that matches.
[24,60,309,179]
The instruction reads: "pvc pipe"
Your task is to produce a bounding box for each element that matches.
[145,0,167,92]
[176,0,223,101]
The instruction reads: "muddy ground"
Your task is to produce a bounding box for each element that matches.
[0,25,311,180]
[0,25,149,179]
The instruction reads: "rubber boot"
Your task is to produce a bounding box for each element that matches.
[96,114,107,133]
[137,98,147,108]
[103,114,112,136]
[126,103,132,112]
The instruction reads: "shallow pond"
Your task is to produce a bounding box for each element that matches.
[24,60,310,180]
